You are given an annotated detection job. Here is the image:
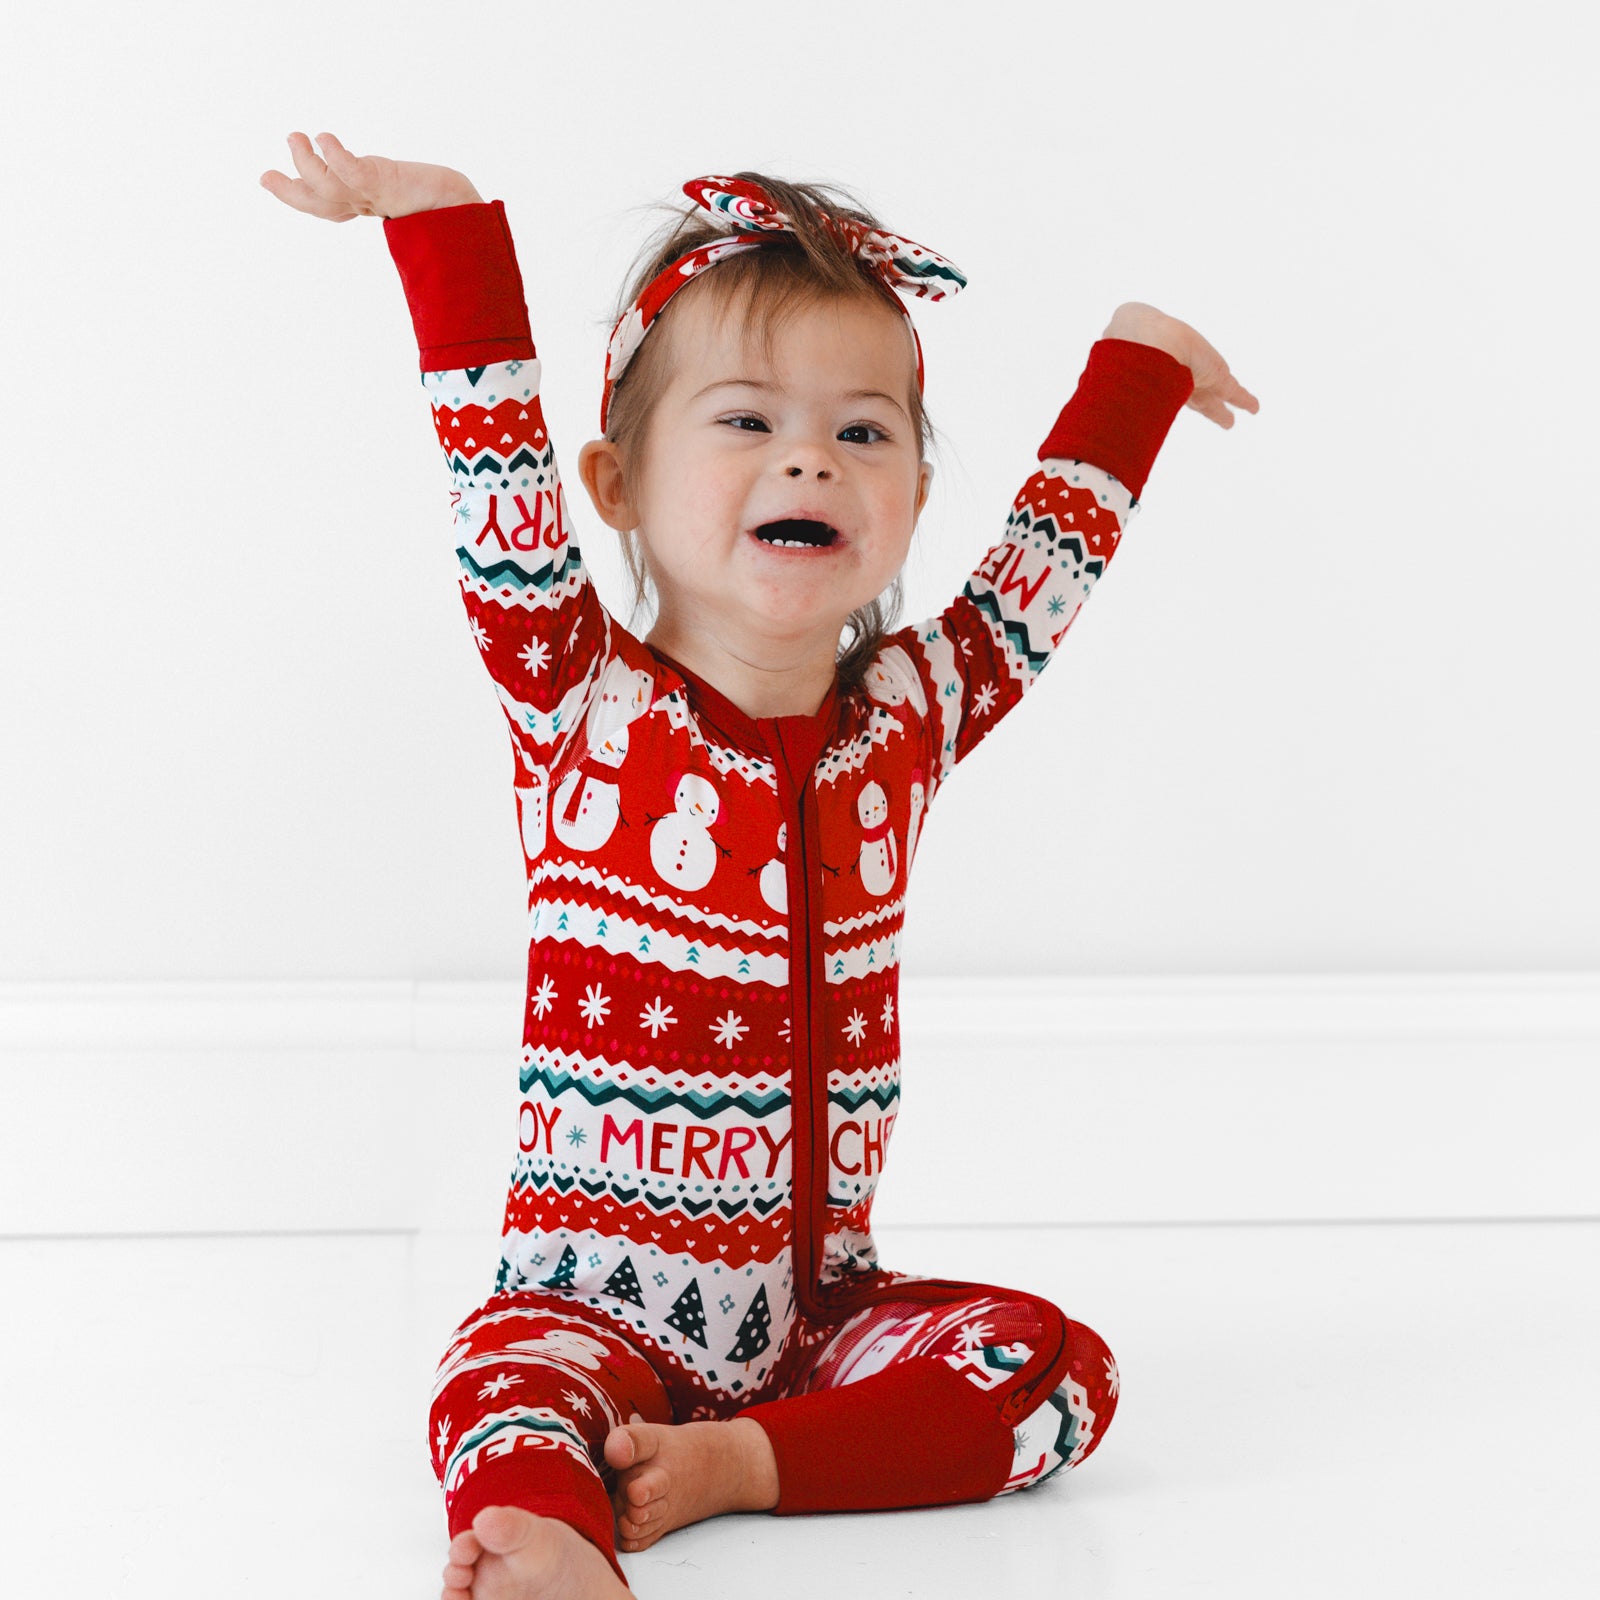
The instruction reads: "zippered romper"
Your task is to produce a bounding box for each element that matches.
[382,199,1193,1585]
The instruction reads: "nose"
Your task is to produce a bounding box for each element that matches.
[786,463,831,479]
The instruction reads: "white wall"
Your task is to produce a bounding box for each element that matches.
[3,0,1596,984]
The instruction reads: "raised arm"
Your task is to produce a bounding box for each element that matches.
[383,198,614,775]
[884,336,1195,799]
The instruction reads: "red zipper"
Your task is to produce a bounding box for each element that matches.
[761,710,1073,1420]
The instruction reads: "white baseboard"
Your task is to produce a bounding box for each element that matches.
[2,974,1596,1236]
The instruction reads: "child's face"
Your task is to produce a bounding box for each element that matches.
[606,285,932,653]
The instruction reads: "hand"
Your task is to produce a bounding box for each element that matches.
[258,130,483,221]
[1103,301,1261,430]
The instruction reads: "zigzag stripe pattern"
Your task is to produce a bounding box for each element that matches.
[812,703,914,791]
[530,859,786,941]
[458,533,587,610]
[508,1163,789,1228]
[499,1197,788,1271]
[520,1053,791,1117]
[530,895,788,985]
[825,1079,902,1113]
[824,897,906,935]
[442,1406,589,1500]
[824,929,902,981]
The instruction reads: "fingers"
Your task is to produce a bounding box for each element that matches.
[258,131,356,219]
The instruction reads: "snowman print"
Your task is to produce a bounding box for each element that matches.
[758,822,788,914]
[496,671,596,864]
[905,766,926,872]
[649,771,725,892]
[550,659,653,852]
[863,644,929,717]
[856,779,898,897]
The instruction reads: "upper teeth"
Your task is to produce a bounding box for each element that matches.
[764,538,814,548]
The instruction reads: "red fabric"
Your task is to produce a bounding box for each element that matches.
[444,1443,627,1588]
[1038,336,1195,502]
[384,200,1168,1540]
[742,1356,1016,1514]
[383,199,534,371]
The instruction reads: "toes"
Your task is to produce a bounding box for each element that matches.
[623,1421,662,1467]
[603,1424,637,1469]
[447,1530,482,1563]
[441,1560,475,1589]
[471,1504,535,1554]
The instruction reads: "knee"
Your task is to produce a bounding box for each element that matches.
[1021,1300,1120,1470]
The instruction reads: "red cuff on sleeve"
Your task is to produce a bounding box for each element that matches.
[1037,337,1195,503]
[382,198,536,372]
[742,1357,1015,1515]
[444,1446,625,1587]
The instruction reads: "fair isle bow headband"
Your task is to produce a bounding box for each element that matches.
[600,175,966,433]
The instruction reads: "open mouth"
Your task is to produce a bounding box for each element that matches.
[749,518,842,551]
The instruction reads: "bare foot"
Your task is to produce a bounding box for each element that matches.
[439,1505,634,1599]
[603,1411,780,1552]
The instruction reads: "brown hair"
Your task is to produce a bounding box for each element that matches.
[598,172,944,695]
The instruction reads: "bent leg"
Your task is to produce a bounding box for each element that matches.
[429,1288,673,1584]
[739,1287,1118,1514]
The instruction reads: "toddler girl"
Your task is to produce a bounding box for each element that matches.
[262,130,1258,1600]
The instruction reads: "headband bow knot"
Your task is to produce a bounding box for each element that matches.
[600,174,965,433]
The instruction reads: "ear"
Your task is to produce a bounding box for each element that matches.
[914,459,934,520]
[577,438,641,533]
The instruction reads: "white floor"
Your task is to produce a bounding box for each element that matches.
[4,1220,1597,1598]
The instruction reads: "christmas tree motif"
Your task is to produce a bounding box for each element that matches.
[725,1284,772,1365]
[603,1254,646,1308]
[539,1243,579,1290]
[494,1256,512,1294]
[664,1278,708,1347]
[596,915,608,938]
[637,933,651,954]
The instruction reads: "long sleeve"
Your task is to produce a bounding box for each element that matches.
[383,199,614,782]
[889,338,1194,798]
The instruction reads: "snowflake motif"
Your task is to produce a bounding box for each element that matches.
[561,1388,592,1418]
[712,1010,748,1048]
[653,1271,669,1287]
[578,983,611,1027]
[880,995,894,1030]
[778,1016,791,1042]
[469,617,492,652]
[1012,1425,1029,1454]
[973,683,998,718]
[566,1126,587,1147]
[587,1252,602,1268]
[478,1371,523,1401]
[842,1010,868,1046]
[955,1319,996,1357]
[1047,593,1066,616]
[435,1416,451,1459]
[719,1294,736,1314]
[640,998,677,1038]
[530,976,558,1019]
[1105,1356,1120,1398]
[519,637,551,676]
